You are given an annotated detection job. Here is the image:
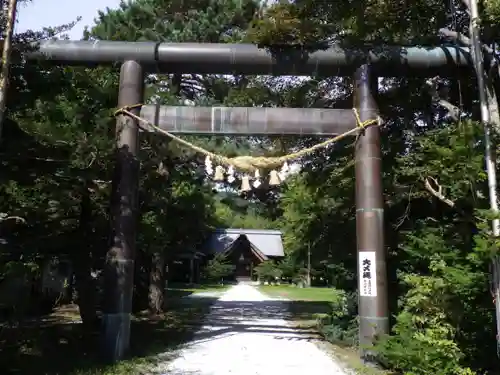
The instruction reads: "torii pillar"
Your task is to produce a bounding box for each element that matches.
[354,64,389,360]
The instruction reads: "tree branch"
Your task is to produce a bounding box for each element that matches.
[425,78,461,121]
[424,177,456,208]
[0,213,26,223]
[425,177,488,223]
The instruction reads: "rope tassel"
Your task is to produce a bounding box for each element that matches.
[269,170,281,186]
[214,165,225,181]
[279,162,289,182]
[253,170,262,188]
[240,175,251,192]
[227,166,235,183]
[205,156,213,175]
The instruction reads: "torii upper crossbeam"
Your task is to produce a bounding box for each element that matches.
[26,40,472,77]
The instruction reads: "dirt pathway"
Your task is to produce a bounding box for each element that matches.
[155,284,350,375]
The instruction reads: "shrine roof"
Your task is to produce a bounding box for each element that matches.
[207,228,284,258]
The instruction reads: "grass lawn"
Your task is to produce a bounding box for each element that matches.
[258,284,339,325]
[0,291,218,375]
[257,284,340,302]
[166,282,230,296]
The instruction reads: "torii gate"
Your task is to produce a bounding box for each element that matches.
[27,40,471,361]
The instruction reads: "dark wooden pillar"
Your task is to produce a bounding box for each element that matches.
[102,60,143,362]
[189,258,194,285]
[195,258,201,284]
[353,64,389,359]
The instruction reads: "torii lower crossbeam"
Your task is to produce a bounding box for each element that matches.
[139,106,357,135]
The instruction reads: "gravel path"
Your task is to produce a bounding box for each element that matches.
[155,284,350,375]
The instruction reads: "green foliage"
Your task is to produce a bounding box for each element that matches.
[247,0,449,46]
[319,290,359,347]
[254,260,282,282]
[202,253,235,282]
[371,123,496,374]
[484,0,500,25]
[276,256,297,280]
[246,1,333,45]
[214,198,276,229]
[375,255,472,374]
[91,0,259,43]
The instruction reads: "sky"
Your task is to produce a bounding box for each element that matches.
[16,0,123,39]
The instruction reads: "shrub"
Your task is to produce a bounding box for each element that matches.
[374,269,476,375]
[201,253,235,283]
[318,289,359,346]
[254,260,282,282]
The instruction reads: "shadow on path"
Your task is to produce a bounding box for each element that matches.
[158,286,348,375]
[1,288,332,374]
[0,295,219,375]
[169,298,331,348]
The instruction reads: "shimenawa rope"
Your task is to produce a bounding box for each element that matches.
[113,105,381,174]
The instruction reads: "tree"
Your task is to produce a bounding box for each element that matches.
[1,3,96,328]
[202,253,235,283]
[254,260,282,283]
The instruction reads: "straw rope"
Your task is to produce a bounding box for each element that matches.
[113,105,381,173]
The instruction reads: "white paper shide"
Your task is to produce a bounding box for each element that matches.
[359,251,377,297]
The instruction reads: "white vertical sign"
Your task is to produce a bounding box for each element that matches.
[359,251,377,297]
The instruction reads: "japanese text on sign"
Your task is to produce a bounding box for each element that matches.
[359,251,377,297]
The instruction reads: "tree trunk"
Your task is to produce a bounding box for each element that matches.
[72,183,98,330]
[486,70,500,129]
[0,0,18,137]
[132,246,149,313]
[148,251,165,314]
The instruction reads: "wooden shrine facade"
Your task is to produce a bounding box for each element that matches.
[208,229,284,282]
